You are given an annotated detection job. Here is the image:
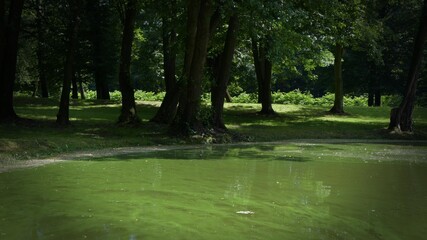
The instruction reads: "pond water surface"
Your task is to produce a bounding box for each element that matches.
[1,142,426,239]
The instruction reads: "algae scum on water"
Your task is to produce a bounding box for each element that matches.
[1,142,426,239]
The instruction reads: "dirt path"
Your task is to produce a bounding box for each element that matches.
[1,139,426,173]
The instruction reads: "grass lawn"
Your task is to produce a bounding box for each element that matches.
[0,97,426,161]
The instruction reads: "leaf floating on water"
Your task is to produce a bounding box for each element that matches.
[236,211,255,215]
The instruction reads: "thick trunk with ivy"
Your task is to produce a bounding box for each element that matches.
[389,0,427,132]
[252,37,275,115]
[211,13,238,130]
[330,43,345,114]
[172,0,214,134]
[56,0,81,125]
[0,0,24,122]
[118,0,139,124]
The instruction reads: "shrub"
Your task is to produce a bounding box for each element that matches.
[272,89,315,105]
[85,90,97,100]
[313,92,335,106]
[344,95,368,107]
[382,95,402,107]
[83,90,407,108]
[233,92,258,103]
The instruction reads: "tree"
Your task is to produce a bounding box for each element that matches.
[150,0,180,124]
[35,0,49,98]
[244,0,278,115]
[389,0,427,132]
[171,0,215,134]
[330,43,345,113]
[305,1,376,114]
[117,0,140,124]
[86,0,118,100]
[251,35,275,115]
[56,0,83,125]
[327,2,367,114]
[0,0,25,122]
[241,1,320,116]
[210,10,239,130]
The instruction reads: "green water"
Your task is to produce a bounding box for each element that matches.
[1,142,427,240]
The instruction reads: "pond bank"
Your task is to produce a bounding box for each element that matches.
[1,139,426,173]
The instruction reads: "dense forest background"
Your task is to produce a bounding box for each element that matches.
[1,0,426,133]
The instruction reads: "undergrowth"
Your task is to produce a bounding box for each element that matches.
[82,90,403,107]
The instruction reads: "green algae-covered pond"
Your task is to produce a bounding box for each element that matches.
[1,142,427,239]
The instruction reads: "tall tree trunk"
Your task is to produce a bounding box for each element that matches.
[368,65,380,107]
[151,1,179,124]
[89,0,110,100]
[56,0,81,125]
[78,74,85,99]
[0,0,24,122]
[389,0,427,131]
[0,0,5,69]
[118,0,139,124]
[330,43,345,114]
[251,37,275,115]
[36,0,49,98]
[368,90,374,107]
[175,0,201,121]
[210,13,239,130]
[252,38,262,104]
[95,72,110,100]
[374,89,381,107]
[172,0,214,134]
[71,67,78,99]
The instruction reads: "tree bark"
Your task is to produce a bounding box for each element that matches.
[210,13,239,130]
[0,0,5,69]
[88,0,111,100]
[330,43,345,114]
[151,1,179,124]
[172,0,214,134]
[368,65,381,107]
[0,0,24,122]
[175,0,201,119]
[118,0,139,124]
[78,73,85,99]
[36,0,49,98]
[368,90,374,107]
[251,37,275,115]
[374,89,381,107]
[56,0,81,125]
[71,67,79,99]
[389,0,427,131]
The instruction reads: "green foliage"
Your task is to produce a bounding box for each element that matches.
[231,92,258,104]
[83,89,405,108]
[227,82,244,96]
[381,95,403,107]
[85,90,165,102]
[230,90,403,107]
[272,90,315,105]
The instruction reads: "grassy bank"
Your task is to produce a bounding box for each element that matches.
[1,97,426,161]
